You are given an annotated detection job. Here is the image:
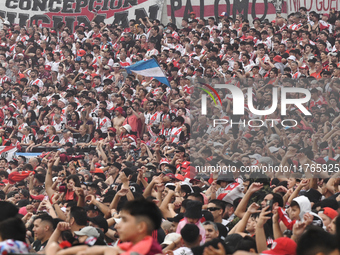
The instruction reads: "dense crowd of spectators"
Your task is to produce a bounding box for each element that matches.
[0,6,339,255]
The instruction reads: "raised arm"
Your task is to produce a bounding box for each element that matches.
[234,182,263,219]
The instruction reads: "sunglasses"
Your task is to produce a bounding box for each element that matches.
[207,207,221,211]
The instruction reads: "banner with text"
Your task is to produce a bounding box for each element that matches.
[288,0,337,13]
[167,0,287,26]
[0,0,165,31]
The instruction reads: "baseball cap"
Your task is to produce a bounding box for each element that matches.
[113,63,120,68]
[108,162,122,170]
[321,207,338,220]
[88,216,109,233]
[108,127,116,133]
[181,161,190,168]
[160,158,170,165]
[5,107,14,113]
[287,56,296,61]
[262,237,297,255]
[77,49,86,57]
[161,233,181,246]
[74,226,100,238]
[165,173,178,180]
[103,65,110,69]
[167,213,184,222]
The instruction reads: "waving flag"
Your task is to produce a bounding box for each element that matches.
[0,146,17,161]
[124,58,170,87]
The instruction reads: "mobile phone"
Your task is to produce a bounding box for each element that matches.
[144,172,152,178]
[266,200,273,211]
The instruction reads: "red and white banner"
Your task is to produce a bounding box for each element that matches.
[167,0,287,26]
[0,0,165,31]
[0,146,17,162]
[288,0,337,13]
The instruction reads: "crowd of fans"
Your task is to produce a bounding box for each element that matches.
[0,6,339,255]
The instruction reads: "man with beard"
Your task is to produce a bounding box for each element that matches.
[94,107,112,136]
[170,116,184,143]
[205,67,214,83]
[38,97,50,120]
[160,102,176,123]
[106,162,121,185]
[28,70,44,89]
[242,54,255,73]
[115,95,125,108]
[145,101,160,127]
[122,106,139,135]
[159,117,172,140]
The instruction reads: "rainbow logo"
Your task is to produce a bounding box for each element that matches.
[197,83,222,105]
[197,83,222,115]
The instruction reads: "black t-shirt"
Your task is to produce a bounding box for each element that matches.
[1,89,11,99]
[150,34,162,52]
[36,137,48,145]
[39,106,51,118]
[32,239,48,252]
[77,134,90,144]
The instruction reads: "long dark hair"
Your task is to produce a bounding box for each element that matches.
[26,110,37,126]
[179,123,191,142]
[66,175,81,189]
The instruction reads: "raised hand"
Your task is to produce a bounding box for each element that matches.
[116,188,129,197]
[257,206,272,227]
[247,202,261,214]
[248,182,263,193]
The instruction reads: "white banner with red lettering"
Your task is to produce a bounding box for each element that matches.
[0,0,165,31]
[0,146,17,162]
[288,0,336,13]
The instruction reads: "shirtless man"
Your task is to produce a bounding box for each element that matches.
[112,107,125,136]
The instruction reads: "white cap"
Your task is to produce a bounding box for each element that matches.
[287,56,296,61]
[161,233,181,246]
[249,154,262,160]
[113,63,120,68]
[192,56,200,61]
[3,21,10,26]
[74,226,100,238]
[269,146,280,153]
[58,98,67,105]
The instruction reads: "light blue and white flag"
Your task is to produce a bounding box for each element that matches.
[124,58,170,87]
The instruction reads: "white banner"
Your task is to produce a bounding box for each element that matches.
[288,0,337,13]
[167,0,286,27]
[0,0,165,31]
